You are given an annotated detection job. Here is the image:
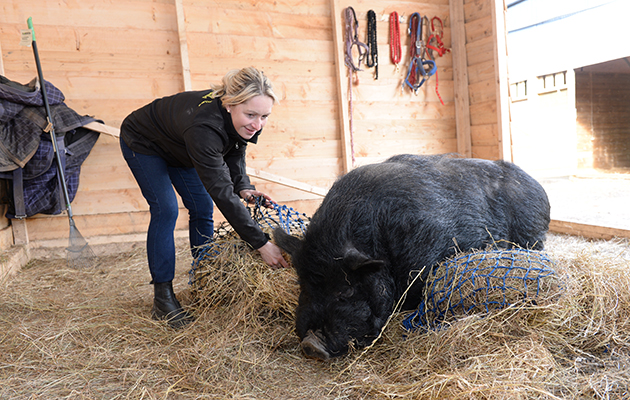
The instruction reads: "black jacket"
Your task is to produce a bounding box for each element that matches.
[120,90,267,249]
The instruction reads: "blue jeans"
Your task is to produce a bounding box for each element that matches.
[120,138,214,283]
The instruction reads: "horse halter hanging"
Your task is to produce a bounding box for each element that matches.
[344,6,368,167]
[426,16,450,58]
[344,7,369,78]
[404,13,436,94]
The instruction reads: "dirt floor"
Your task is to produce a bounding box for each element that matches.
[540,171,630,230]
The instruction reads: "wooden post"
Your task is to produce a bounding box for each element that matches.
[492,0,512,161]
[550,220,630,241]
[330,0,353,173]
[246,167,327,197]
[11,220,29,246]
[449,0,472,158]
[175,0,192,91]
[84,121,121,137]
[0,38,4,77]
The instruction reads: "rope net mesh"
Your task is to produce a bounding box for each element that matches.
[188,198,309,310]
[403,247,562,331]
[191,197,309,266]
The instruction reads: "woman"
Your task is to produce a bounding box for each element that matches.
[120,67,289,328]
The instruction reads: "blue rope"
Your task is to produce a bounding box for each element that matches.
[188,236,229,285]
[403,248,560,331]
[250,197,310,235]
[189,198,310,284]
[404,13,437,94]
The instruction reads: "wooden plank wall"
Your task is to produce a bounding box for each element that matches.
[181,0,340,200]
[328,0,456,169]
[0,0,505,250]
[575,71,630,171]
[182,0,457,174]
[463,0,504,160]
[1,0,186,245]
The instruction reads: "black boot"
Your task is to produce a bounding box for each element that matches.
[152,281,194,329]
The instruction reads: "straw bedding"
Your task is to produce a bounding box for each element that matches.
[1,231,629,399]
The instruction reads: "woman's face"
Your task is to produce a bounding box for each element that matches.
[226,95,274,141]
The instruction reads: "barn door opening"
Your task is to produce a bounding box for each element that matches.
[575,59,630,173]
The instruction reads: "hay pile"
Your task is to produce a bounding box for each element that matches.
[1,232,630,399]
[361,241,630,399]
[189,225,299,335]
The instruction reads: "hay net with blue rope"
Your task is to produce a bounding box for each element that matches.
[188,197,309,309]
[403,244,563,332]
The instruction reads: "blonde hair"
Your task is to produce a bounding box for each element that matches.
[211,67,278,107]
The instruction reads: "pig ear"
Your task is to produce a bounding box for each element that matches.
[273,228,303,255]
[343,247,386,271]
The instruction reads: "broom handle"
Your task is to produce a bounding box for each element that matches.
[27,17,74,219]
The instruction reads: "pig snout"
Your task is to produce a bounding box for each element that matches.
[301,330,330,361]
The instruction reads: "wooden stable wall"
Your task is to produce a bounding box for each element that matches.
[576,71,630,171]
[462,0,509,161]
[330,0,455,170]
[182,0,340,194]
[0,0,509,254]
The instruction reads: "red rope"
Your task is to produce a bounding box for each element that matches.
[389,12,401,71]
[426,17,450,57]
[435,70,444,105]
[427,16,450,105]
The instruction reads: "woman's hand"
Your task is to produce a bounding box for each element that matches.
[258,242,289,269]
[240,189,275,208]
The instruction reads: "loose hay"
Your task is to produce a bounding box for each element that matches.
[188,199,309,325]
[189,224,299,324]
[1,209,630,399]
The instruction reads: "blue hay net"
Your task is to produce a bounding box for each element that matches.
[189,197,309,284]
[402,247,560,332]
[248,197,310,236]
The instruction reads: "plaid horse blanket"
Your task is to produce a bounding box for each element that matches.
[0,75,98,218]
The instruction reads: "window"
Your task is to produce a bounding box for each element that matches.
[510,80,528,101]
[538,71,567,93]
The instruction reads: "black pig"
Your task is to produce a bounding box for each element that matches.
[274,154,550,360]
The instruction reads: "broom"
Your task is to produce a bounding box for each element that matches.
[27,17,96,268]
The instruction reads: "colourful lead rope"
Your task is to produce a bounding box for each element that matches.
[389,12,402,73]
[404,13,436,94]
